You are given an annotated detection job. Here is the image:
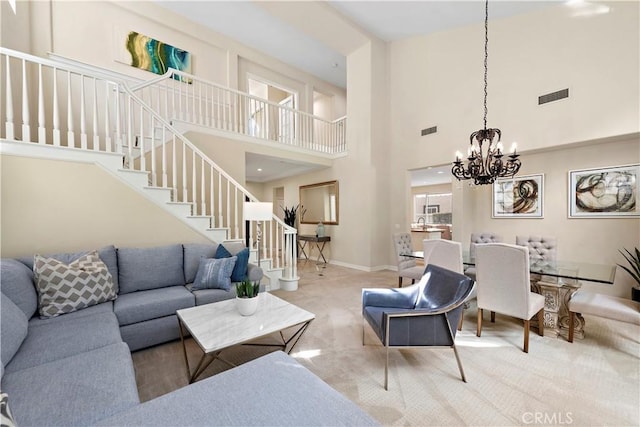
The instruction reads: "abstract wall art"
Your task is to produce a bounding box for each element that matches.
[569,164,639,218]
[493,174,544,218]
[125,31,191,82]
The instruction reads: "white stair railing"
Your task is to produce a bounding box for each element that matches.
[131,69,347,155]
[1,47,298,280]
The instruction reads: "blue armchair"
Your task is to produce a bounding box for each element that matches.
[362,264,475,390]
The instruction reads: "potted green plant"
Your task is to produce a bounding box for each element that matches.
[235,279,260,316]
[618,248,640,302]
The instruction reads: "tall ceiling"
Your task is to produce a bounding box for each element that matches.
[154,1,568,185]
[156,1,562,88]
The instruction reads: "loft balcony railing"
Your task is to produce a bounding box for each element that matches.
[1,47,298,281]
[130,69,346,155]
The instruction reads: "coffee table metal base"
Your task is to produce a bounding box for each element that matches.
[178,318,313,384]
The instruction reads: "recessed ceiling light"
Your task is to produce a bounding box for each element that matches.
[257,168,262,172]
[437,171,444,174]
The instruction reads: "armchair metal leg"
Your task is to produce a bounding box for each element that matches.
[398,277,402,287]
[490,311,496,323]
[385,345,389,390]
[523,319,530,353]
[477,308,483,337]
[452,344,467,382]
[457,309,464,331]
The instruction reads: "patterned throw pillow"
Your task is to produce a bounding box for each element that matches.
[34,250,117,318]
[1,393,16,427]
[215,245,250,282]
[192,256,237,291]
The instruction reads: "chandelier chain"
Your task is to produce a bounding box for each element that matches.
[483,0,488,131]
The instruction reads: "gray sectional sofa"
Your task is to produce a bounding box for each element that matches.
[14,241,263,352]
[1,242,378,426]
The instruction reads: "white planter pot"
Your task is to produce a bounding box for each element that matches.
[236,296,259,316]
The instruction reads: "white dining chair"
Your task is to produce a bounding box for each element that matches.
[475,243,545,353]
[423,239,475,330]
[423,239,464,274]
[464,232,503,280]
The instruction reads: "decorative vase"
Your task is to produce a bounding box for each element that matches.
[316,222,325,237]
[236,296,259,316]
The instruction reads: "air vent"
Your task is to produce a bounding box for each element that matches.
[538,88,569,105]
[421,126,438,136]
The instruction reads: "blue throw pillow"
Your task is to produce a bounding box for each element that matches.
[192,256,237,291]
[215,245,250,283]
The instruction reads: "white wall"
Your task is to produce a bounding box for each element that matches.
[0,155,210,258]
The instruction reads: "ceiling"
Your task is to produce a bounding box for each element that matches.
[154,1,567,184]
[245,152,327,183]
[156,1,563,89]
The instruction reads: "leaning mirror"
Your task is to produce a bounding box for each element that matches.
[299,181,339,225]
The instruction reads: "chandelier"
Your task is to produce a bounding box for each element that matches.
[451,0,521,185]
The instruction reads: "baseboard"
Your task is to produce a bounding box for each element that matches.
[327,260,395,273]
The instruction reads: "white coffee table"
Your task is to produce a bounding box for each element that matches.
[177,292,315,383]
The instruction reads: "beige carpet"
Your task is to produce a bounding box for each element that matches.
[132,263,640,426]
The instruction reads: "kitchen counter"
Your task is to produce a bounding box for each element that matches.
[410,224,452,250]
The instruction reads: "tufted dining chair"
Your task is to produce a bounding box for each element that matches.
[423,239,474,330]
[516,236,557,263]
[475,243,545,353]
[516,235,558,285]
[392,232,424,287]
[464,232,503,280]
[362,264,475,389]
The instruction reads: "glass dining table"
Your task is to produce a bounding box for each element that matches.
[401,250,617,339]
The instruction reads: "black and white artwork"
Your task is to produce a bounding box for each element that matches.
[569,164,639,218]
[493,174,544,218]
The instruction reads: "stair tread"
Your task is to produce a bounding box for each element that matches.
[117,168,148,175]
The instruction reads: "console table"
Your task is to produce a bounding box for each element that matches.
[297,235,331,264]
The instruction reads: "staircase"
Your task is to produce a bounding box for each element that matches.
[0,47,347,291]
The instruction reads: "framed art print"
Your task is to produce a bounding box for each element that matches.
[493,174,544,218]
[125,31,192,82]
[568,164,639,218]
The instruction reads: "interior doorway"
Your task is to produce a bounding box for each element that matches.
[247,77,297,142]
[409,165,454,248]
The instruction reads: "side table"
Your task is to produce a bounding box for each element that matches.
[297,235,331,264]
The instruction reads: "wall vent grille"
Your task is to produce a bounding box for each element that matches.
[421,126,438,136]
[539,88,569,105]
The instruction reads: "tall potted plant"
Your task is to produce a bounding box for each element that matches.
[618,248,640,302]
[235,279,260,316]
[281,204,305,228]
